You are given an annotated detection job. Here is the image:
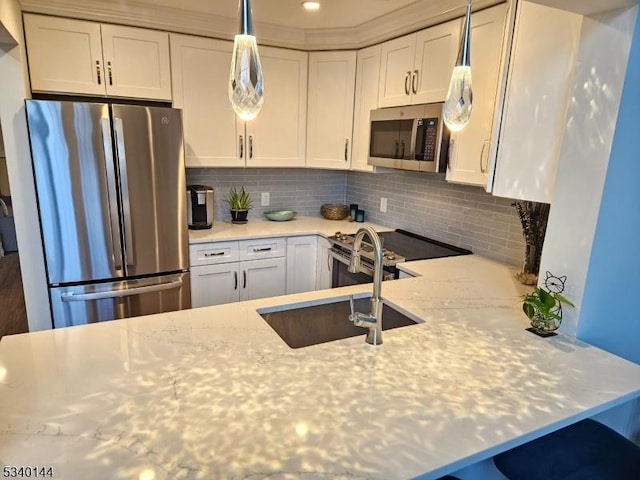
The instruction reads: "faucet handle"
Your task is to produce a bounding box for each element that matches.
[349,294,355,321]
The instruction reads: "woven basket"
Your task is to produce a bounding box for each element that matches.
[320,203,349,220]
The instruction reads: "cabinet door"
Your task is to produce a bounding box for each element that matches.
[240,257,286,301]
[245,47,307,167]
[101,24,172,101]
[412,19,461,104]
[491,2,581,203]
[351,45,381,172]
[315,237,333,291]
[446,4,508,186]
[24,14,105,96]
[306,51,357,170]
[378,34,416,108]
[191,264,240,308]
[171,35,243,167]
[286,236,318,294]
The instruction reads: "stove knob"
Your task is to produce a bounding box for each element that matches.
[386,253,396,261]
[335,231,341,237]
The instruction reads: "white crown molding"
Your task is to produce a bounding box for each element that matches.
[19,0,505,50]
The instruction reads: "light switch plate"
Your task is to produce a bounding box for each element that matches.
[261,192,270,206]
[380,197,387,213]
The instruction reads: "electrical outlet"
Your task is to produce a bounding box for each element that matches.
[261,192,270,207]
[380,197,388,213]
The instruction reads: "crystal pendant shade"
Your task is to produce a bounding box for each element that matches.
[443,0,473,131]
[443,66,473,132]
[229,34,264,121]
[229,0,264,121]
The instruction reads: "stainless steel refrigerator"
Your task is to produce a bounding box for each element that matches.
[26,100,191,328]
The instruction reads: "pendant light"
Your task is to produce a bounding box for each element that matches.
[443,0,473,132]
[229,0,264,121]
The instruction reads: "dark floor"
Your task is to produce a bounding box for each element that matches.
[0,252,28,339]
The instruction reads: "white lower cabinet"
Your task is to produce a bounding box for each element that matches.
[286,236,318,294]
[190,239,286,308]
[191,263,240,307]
[242,257,286,301]
[315,237,333,290]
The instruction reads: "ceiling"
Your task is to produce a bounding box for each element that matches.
[145,0,424,30]
[19,0,504,49]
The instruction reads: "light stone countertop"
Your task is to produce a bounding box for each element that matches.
[1,256,640,480]
[188,215,390,243]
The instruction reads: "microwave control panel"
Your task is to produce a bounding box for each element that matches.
[415,118,439,161]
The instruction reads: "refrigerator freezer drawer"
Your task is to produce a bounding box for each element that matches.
[50,272,191,328]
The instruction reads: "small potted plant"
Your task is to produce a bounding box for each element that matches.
[522,272,574,336]
[224,186,253,224]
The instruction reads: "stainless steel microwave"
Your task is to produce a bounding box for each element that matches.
[368,103,449,172]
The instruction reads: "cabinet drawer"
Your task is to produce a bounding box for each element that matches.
[239,238,286,260]
[189,241,239,266]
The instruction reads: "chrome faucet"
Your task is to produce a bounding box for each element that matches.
[348,226,384,345]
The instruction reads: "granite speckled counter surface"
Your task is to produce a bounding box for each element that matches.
[1,256,640,480]
[188,215,390,243]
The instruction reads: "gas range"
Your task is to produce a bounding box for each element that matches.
[327,229,471,285]
[329,231,406,268]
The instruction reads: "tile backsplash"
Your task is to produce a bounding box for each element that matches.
[186,168,347,222]
[186,168,526,266]
[347,171,526,265]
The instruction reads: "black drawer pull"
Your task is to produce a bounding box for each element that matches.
[204,252,225,257]
[253,247,272,252]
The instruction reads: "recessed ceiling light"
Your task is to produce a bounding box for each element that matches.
[302,1,320,11]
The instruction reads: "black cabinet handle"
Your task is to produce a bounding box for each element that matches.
[253,247,272,252]
[96,61,102,85]
[243,270,247,289]
[234,271,238,290]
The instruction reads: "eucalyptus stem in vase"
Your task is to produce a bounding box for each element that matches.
[512,200,551,285]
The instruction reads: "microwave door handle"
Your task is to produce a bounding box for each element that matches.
[400,140,406,160]
[409,118,419,160]
[113,117,135,269]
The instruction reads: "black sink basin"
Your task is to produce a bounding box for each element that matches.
[259,297,418,349]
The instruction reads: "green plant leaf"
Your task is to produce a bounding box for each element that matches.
[538,289,556,308]
[554,293,574,307]
[523,302,535,319]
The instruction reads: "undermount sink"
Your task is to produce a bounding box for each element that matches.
[259,296,418,349]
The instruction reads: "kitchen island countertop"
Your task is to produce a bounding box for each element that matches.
[1,255,640,479]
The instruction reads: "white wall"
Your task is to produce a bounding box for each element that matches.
[538,6,638,336]
[0,0,52,331]
[577,5,640,365]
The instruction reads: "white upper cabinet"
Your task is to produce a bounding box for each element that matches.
[171,34,242,167]
[24,15,105,96]
[378,35,416,107]
[412,20,462,104]
[490,2,582,203]
[351,45,381,172]
[378,18,461,108]
[172,40,307,168]
[445,3,508,187]
[100,24,172,101]
[24,14,171,101]
[245,47,308,167]
[306,51,357,170]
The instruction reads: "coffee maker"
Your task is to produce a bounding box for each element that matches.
[187,185,214,229]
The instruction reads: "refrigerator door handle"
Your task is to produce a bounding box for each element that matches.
[60,278,183,302]
[100,117,123,272]
[113,117,135,269]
